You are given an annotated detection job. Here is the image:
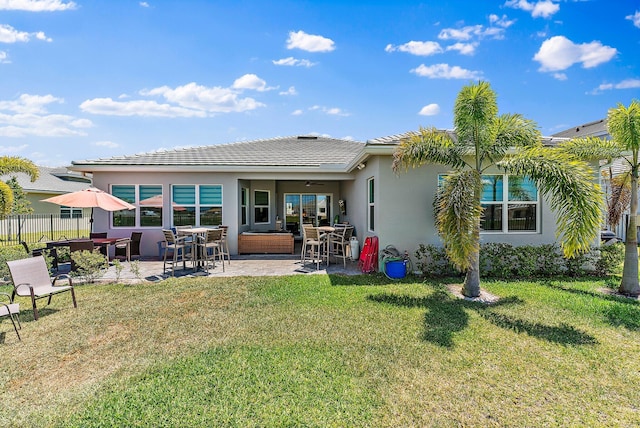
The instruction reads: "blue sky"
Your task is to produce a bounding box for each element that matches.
[0,0,638,166]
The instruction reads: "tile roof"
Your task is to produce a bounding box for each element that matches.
[369,130,562,146]
[1,166,91,194]
[552,118,608,138]
[72,136,365,167]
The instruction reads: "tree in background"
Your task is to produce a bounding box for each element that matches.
[393,81,603,298]
[0,157,38,218]
[6,176,34,215]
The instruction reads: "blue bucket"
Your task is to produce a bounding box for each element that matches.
[385,259,407,279]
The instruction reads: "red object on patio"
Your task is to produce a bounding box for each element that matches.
[358,236,379,273]
[41,187,135,231]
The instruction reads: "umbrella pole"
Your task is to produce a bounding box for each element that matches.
[90,207,94,233]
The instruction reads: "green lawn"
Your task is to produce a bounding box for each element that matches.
[1,274,639,427]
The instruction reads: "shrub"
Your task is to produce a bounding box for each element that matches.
[414,244,458,277]
[71,250,107,283]
[414,242,618,279]
[594,242,624,276]
[0,245,30,280]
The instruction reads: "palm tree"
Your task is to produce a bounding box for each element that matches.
[603,101,640,295]
[0,157,39,218]
[393,81,603,297]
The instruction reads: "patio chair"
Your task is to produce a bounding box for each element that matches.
[114,232,142,261]
[7,255,76,321]
[329,225,354,267]
[196,228,225,273]
[218,225,231,265]
[162,229,192,276]
[69,239,95,272]
[301,225,324,270]
[0,291,21,340]
[89,232,108,239]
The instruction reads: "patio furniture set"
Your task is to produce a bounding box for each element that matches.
[301,224,354,270]
[162,226,230,276]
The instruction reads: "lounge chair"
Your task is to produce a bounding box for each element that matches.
[7,256,76,321]
[0,292,21,340]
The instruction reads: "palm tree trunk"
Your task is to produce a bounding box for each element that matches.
[620,172,640,295]
[462,225,481,298]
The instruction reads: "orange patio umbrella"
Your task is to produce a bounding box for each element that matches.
[41,187,135,231]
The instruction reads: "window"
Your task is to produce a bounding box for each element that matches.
[172,184,223,226]
[480,175,538,232]
[60,206,82,219]
[111,185,163,227]
[241,187,248,225]
[254,190,269,224]
[438,174,539,233]
[367,177,375,232]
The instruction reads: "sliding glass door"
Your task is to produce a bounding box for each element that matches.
[284,193,331,235]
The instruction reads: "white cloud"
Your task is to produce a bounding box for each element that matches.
[626,11,640,28]
[139,1,149,7]
[533,35,617,72]
[446,42,477,55]
[504,0,560,19]
[0,0,76,11]
[0,51,9,63]
[286,30,335,53]
[309,105,350,116]
[279,86,297,96]
[591,78,640,94]
[411,63,482,79]
[80,98,207,117]
[83,79,267,117]
[385,41,443,56]
[489,14,516,28]
[438,24,506,41]
[231,74,274,92]
[272,57,316,67]
[0,24,51,43]
[291,109,303,115]
[0,144,27,153]
[419,104,440,116]
[0,93,92,137]
[553,72,567,81]
[94,140,120,149]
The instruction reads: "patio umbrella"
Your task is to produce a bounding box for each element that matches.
[41,187,135,230]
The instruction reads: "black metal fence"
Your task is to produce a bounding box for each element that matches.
[0,214,91,246]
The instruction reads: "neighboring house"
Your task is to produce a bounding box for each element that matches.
[69,134,595,260]
[0,166,92,218]
[553,118,633,240]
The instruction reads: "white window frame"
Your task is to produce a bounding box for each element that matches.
[60,206,83,219]
[367,177,375,232]
[111,184,163,228]
[171,184,223,227]
[438,174,539,234]
[241,187,249,226]
[254,189,270,224]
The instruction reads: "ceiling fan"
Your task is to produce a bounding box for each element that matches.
[305,181,324,186]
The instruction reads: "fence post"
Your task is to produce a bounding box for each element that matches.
[17,215,21,243]
[50,214,54,241]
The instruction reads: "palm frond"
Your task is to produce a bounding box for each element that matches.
[435,170,483,270]
[453,81,498,147]
[607,173,631,229]
[0,181,14,218]
[0,157,39,182]
[499,147,603,258]
[607,100,640,154]
[392,126,467,172]
[558,136,622,161]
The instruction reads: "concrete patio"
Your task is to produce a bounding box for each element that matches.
[82,254,364,284]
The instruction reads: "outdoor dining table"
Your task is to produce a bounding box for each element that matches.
[317,226,335,266]
[176,227,214,271]
[45,237,120,268]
